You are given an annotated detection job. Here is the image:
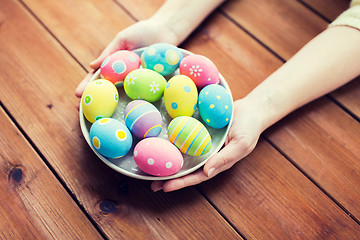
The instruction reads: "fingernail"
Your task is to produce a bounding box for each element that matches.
[207,168,215,178]
[90,60,97,66]
[151,182,164,192]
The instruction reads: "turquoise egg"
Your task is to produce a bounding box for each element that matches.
[141,43,183,76]
[89,118,132,158]
[198,84,233,129]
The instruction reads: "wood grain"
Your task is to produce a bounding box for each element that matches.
[200,139,360,239]
[301,0,350,20]
[0,0,243,239]
[0,107,102,239]
[112,0,360,224]
[221,0,360,119]
[266,97,360,218]
[3,0,359,238]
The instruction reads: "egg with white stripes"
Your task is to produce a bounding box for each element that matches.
[124,100,163,139]
[90,118,132,159]
[167,116,212,156]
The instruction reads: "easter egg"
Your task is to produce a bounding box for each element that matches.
[141,43,183,76]
[134,138,183,176]
[124,100,163,139]
[167,116,212,156]
[82,79,119,123]
[198,84,233,129]
[100,50,141,86]
[164,75,198,118]
[124,69,167,102]
[89,118,132,158]
[179,54,220,89]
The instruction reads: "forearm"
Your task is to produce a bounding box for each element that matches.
[244,26,360,132]
[149,0,225,44]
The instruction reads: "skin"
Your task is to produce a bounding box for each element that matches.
[76,0,360,192]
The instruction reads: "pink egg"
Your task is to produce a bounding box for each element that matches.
[100,50,141,86]
[134,138,184,177]
[179,54,220,89]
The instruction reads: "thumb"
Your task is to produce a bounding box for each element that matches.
[90,36,127,69]
[204,137,253,178]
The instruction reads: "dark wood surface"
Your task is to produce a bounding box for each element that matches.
[0,0,359,239]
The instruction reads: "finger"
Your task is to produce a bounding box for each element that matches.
[151,180,165,192]
[203,137,253,178]
[90,36,126,69]
[75,70,95,98]
[161,169,209,192]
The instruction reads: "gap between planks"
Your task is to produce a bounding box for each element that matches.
[0,102,109,239]
[14,0,360,233]
[10,0,242,238]
[218,2,360,226]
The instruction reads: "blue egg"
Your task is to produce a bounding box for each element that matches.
[198,84,233,129]
[90,118,132,158]
[141,43,183,76]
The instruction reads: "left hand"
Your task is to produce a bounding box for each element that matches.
[151,99,263,192]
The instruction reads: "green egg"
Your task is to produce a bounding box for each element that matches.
[124,69,167,102]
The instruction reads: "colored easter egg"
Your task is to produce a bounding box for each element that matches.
[164,75,198,118]
[141,43,183,76]
[134,138,184,176]
[89,118,132,158]
[198,84,233,129]
[82,79,118,123]
[179,54,220,89]
[124,100,163,139]
[124,69,167,102]
[167,116,212,156]
[100,50,141,86]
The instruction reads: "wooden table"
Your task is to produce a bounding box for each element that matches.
[1,0,359,239]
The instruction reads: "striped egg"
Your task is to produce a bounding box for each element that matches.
[124,100,163,139]
[167,116,212,156]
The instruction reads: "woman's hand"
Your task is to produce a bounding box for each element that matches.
[151,99,263,192]
[75,19,179,99]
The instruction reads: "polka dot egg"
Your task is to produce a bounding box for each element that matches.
[134,138,183,176]
[179,54,220,89]
[124,100,163,139]
[82,79,118,123]
[90,118,132,159]
[100,50,141,86]
[198,84,233,129]
[141,43,183,76]
[164,75,198,119]
[124,69,167,102]
[168,116,212,156]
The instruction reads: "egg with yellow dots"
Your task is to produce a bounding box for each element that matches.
[141,43,183,76]
[164,75,198,119]
[90,118,133,159]
[198,84,233,129]
[81,79,119,123]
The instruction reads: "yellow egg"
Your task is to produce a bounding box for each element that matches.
[164,75,198,118]
[82,79,119,123]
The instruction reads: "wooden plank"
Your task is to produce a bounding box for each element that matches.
[0,0,243,239]
[112,0,360,225]
[301,0,350,21]
[22,0,136,68]
[0,107,102,239]
[221,0,360,119]
[266,97,360,218]
[200,139,360,239]
[17,0,360,237]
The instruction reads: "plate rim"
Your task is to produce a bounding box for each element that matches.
[79,47,234,180]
